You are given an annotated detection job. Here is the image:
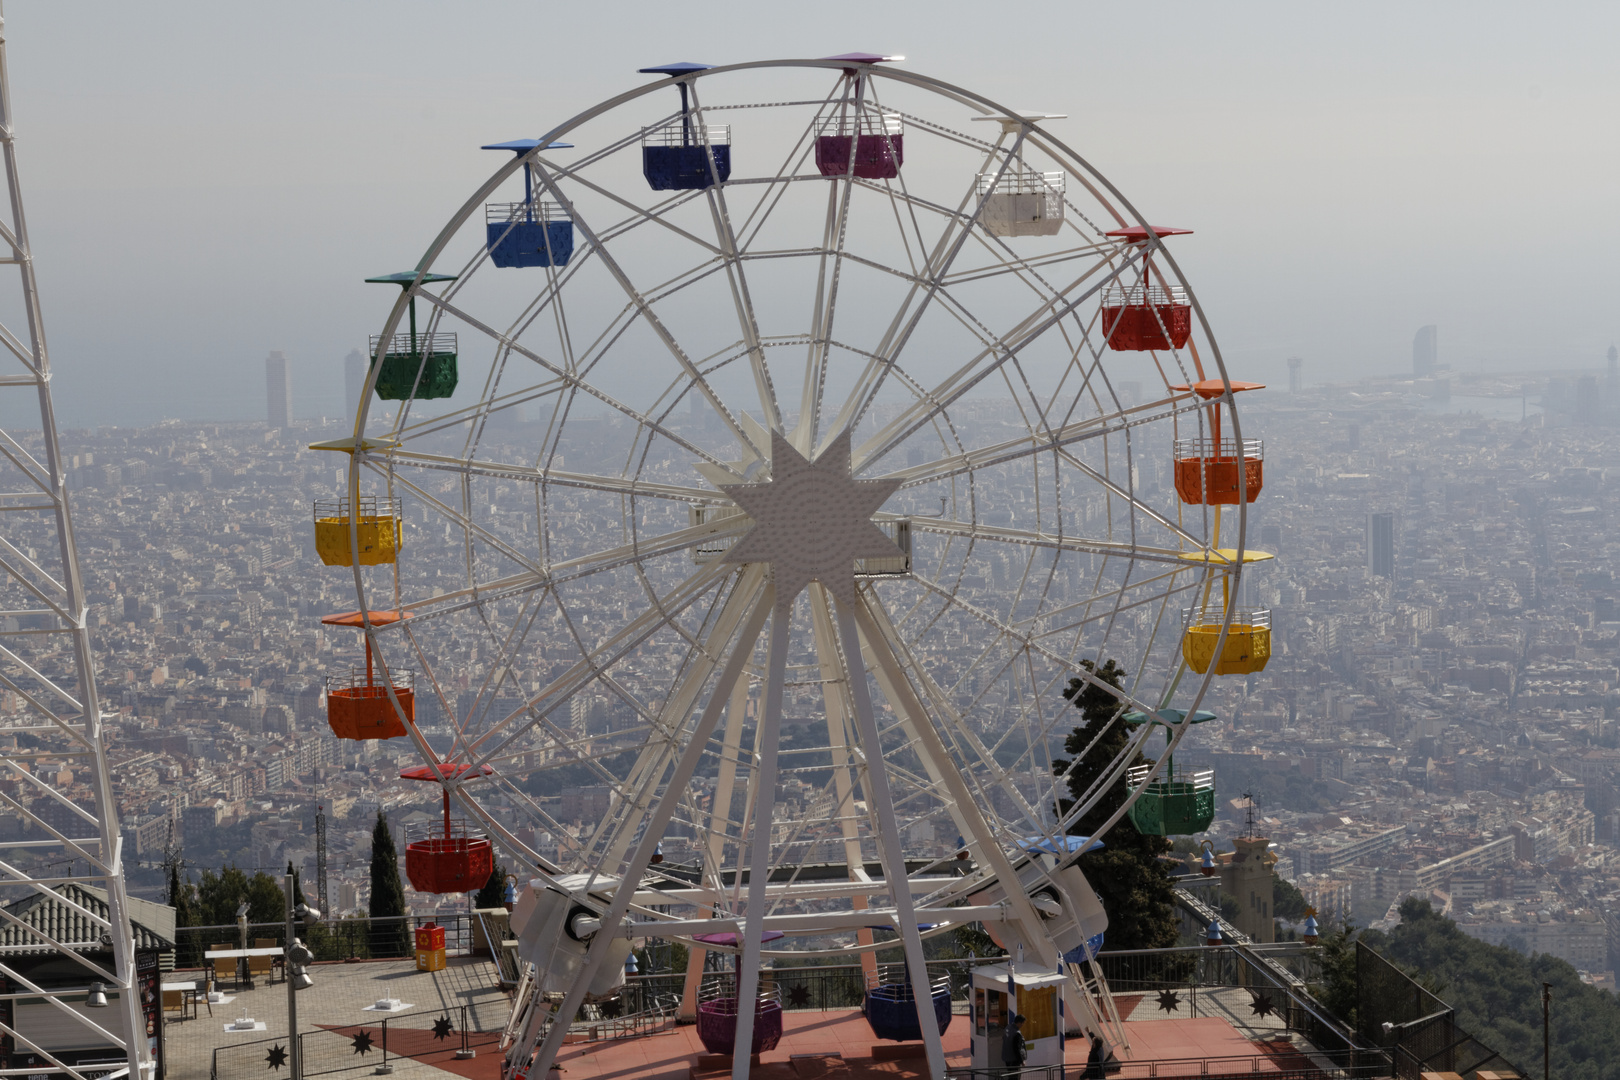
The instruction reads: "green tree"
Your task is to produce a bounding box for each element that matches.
[1052,659,1178,950]
[1272,873,1309,922]
[245,872,285,925]
[369,812,411,957]
[195,865,255,926]
[167,863,197,928]
[473,862,508,910]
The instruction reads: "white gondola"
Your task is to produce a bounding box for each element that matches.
[977,169,1065,236]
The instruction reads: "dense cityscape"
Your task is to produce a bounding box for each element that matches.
[7,335,1615,996]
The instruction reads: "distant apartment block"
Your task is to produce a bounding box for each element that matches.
[1292,823,1408,875]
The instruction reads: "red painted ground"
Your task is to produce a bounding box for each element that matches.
[321,1011,1311,1079]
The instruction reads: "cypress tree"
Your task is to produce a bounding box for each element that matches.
[1052,658,1179,951]
[473,862,507,910]
[369,812,410,957]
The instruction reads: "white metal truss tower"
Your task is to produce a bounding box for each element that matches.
[0,6,150,1078]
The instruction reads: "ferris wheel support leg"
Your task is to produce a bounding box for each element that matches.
[523,579,773,1080]
[808,587,877,987]
[831,599,948,1080]
[851,597,1058,955]
[679,670,752,1023]
[729,598,791,1080]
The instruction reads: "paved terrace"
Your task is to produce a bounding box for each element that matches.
[162,959,1337,1080]
[162,955,510,1080]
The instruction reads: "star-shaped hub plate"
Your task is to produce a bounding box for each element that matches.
[1249,991,1276,1018]
[432,1015,455,1041]
[351,1030,375,1055]
[1156,989,1181,1013]
[720,430,902,606]
[265,1044,288,1071]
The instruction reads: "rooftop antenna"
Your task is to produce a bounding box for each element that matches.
[1241,793,1261,839]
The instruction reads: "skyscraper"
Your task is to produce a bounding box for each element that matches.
[344,348,367,421]
[1412,325,1437,378]
[1367,512,1395,580]
[265,350,291,429]
[1287,356,1303,394]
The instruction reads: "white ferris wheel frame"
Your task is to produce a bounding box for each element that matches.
[334,57,1255,1080]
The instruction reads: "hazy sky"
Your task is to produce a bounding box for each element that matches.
[6,1,1616,426]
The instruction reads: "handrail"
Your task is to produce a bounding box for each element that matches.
[1174,437,1263,458]
[641,123,731,147]
[1126,763,1215,789]
[1101,284,1188,306]
[369,332,457,355]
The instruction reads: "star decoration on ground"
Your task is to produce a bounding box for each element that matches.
[720,430,903,606]
[265,1044,288,1071]
[431,1016,454,1041]
[351,1030,375,1056]
[1155,989,1181,1013]
[1249,991,1276,1018]
[787,984,812,1009]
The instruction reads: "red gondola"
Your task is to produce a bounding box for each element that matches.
[321,610,412,740]
[399,763,496,894]
[1101,225,1193,351]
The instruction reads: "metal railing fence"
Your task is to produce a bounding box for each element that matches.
[209,1004,497,1080]
[175,912,477,971]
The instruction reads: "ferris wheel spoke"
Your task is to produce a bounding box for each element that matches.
[857,592,1047,835]
[454,560,738,770]
[526,169,767,459]
[537,160,724,257]
[683,81,783,433]
[910,518,1191,568]
[595,565,770,871]
[850,249,1145,473]
[904,570,1159,717]
[386,513,750,627]
[820,126,1042,441]
[386,449,725,505]
[412,290,752,478]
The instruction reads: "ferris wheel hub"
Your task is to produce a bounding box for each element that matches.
[719,429,902,605]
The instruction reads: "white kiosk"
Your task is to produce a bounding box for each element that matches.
[970,963,1069,1072]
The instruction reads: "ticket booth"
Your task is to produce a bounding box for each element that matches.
[970,963,1067,1071]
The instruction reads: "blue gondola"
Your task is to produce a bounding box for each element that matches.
[863,968,952,1042]
[638,63,731,191]
[481,139,575,268]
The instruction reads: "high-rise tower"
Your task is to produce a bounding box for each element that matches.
[1367,512,1395,580]
[1412,325,1437,377]
[266,349,292,429]
[1286,356,1303,394]
[0,10,151,1076]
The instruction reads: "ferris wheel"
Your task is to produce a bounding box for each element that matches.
[314,55,1269,1080]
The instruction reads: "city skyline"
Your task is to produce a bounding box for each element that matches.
[0,2,1613,426]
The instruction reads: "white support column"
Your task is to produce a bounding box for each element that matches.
[832,599,948,1079]
[729,598,790,1080]
[679,669,752,1022]
[523,575,771,1080]
[808,585,878,985]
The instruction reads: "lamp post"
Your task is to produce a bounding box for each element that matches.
[284,872,320,1080]
[236,900,251,989]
